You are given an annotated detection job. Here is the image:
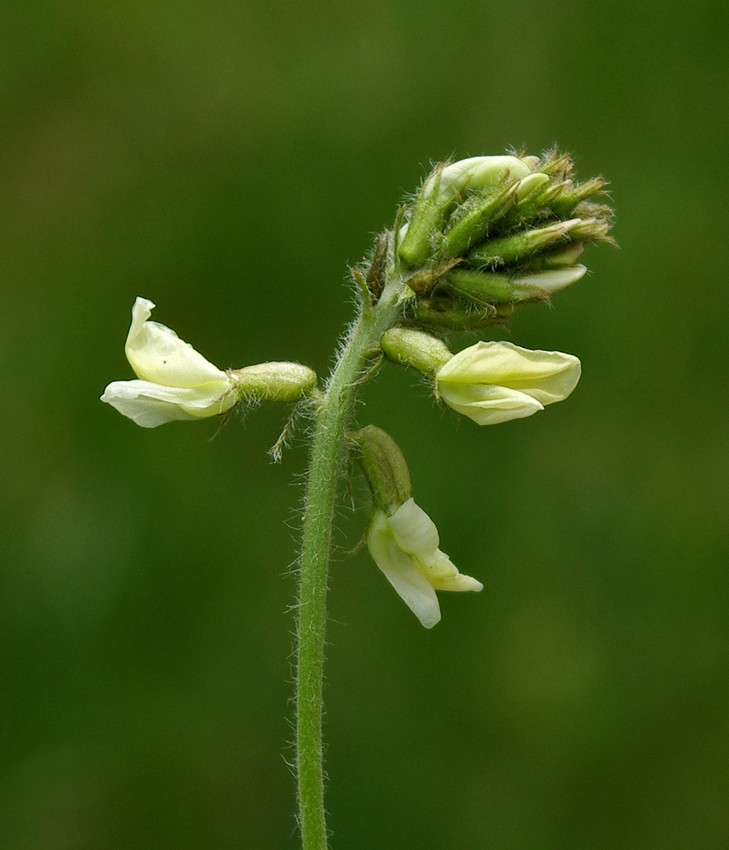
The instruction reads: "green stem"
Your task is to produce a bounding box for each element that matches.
[295,275,404,849]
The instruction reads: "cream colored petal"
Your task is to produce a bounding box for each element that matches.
[438,341,581,406]
[367,513,441,628]
[125,297,228,387]
[101,379,235,427]
[425,156,532,202]
[514,265,587,293]
[387,498,439,555]
[419,549,483,593]
[438,381,544,425]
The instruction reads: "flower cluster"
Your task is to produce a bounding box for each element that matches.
[101,151,611,630]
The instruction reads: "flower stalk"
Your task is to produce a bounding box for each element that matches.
[295,270,404,850]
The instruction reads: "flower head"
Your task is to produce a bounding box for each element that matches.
[436,340,581,426]
[367,498,482,629]
[101,297,238,428]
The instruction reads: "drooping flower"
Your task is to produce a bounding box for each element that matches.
[367,498,482,629]
[436,340,581,426]
[101,297,239,428]
[102,298,318,429]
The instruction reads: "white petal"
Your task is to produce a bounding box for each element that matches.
[438,381,544,425]
[101,379,235,427]
[125,297,228,387]
[425,156,532,202]
[513,172,549,202]
[514,265,587,293]
[368,513,441,628]
[388,498,439,555]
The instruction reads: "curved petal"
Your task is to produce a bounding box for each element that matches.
[428,156,532,202]
[125,297,228,387]
[420,549,484,592]
[367,512,441,628]
[101,379,235,427]
[388,498,439,555]
[438,381,544,425]
[514,265,587,293]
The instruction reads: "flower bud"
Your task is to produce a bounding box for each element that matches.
[469,218,583,266]
[408,297,510,331]
[439,183,517,259]
[425,155,533,202]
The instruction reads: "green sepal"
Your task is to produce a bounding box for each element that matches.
[380,327,452,374]
[350,425,412,512]
[398,167,450,268]
[468,220,578,267]
[406,296,512,330]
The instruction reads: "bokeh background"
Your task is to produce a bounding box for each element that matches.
[2,1,728,848]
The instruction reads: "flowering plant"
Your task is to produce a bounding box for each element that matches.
[102,150,612,849]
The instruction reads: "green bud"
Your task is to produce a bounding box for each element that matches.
[350,425,411,512]
[232,362,317,402]
[551,176,607,217]
[444,269,515,304]
[408,297,511,331]
[380,327,452,374]
[398,194,448,269]
[439,183,517,259]
[443,263,588,305]
[398,156,534,268]
[469,219,581,266]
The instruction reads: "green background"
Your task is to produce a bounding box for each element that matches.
[2,2,728,847]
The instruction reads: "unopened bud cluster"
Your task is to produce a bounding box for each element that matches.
[391,151,612,330]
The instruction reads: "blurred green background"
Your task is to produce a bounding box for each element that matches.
[2,1,728,847]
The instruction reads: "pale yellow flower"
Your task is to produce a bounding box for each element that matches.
[436,341,581,426]
[101,297,238,428]
[368,498,482,628]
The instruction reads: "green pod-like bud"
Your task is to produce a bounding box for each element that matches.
[469,218,581,266]
[380,327,453,375]
[439,183,517,259]
[550,176,607,217]
[444,269,516,304]
[407,296,512,330]
[399,194,450,269]
[350,425,412,513]
[232,362,317,402]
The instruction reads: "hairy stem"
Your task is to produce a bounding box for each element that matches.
[295,273,404,849]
